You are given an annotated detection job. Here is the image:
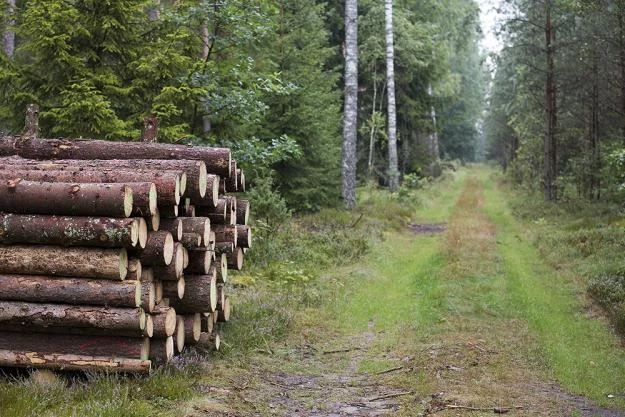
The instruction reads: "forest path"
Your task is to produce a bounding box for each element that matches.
[188,168,625,417]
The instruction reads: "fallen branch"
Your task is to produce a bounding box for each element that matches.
[323,347,361,354]
[375,365,404,375]
[367,391,413,402]
[445,404,524,414]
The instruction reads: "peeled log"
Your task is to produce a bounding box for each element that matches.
[169,273,217,314]
[0,275,148,308]
[0,350,151,373]
[150,305,177,338]
[0,180,132,217]
[0,332,150,360]
[186,249,212,275]
[0,214,140,248]
[0,137,232,177]
[236,200,250,225]
[149,337,174,364]
[235,225,252,248]
[0,245,128,280]
[182,314,201,345]
[0,302,146,331]
[132,231,174,266]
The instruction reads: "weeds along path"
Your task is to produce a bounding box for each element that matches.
[183,168,625,416]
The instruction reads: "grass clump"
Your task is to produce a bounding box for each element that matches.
[588,273,625,333]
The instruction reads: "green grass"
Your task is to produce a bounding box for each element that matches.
[481,170,625,405]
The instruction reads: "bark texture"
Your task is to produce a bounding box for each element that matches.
[385,0,399,192]
[342,0,358,209]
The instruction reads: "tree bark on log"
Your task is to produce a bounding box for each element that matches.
[196,198,227,224]
[180,233,202,249]
[201,313,214,334]
[151,242,183,281]
[0,180,133,217]
[235,225,252,248]
[0,275,149,308]
[236,169,245,192]
[0,332,150,360]
[226,247,244,271]
[194,174,220,207]
[186,249,211,275]
[174,316,185,353]
[0,245,128,280]
[217,297,230,322]
[0,302,146,331]
[147,207,160,232]
[216,285,226,312]
[236,199,250,225]
[215,254,228,284]
[162,277,185,300]
[0,214,141,248]
[0,137,232,177]
[132,231,174,266]
[224,161,238,192]
[213,225,237,246]
[181,314,201,345]
[158,218,183,241]
[0,350,152,373]
[141,281,156,313]
[168,273,217,314]
[0,170,159,215]
[149,336,174,364]
[159,205,179,219]
[150,305,177,338]
[196,332,220,351]
[127,258,142,280]
[180,217,210,247]
[214,242,233,255]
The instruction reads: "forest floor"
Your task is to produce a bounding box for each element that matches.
[182,167,625,416]
[2,166,625,417]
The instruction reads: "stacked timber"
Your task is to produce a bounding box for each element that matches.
[0,134,251,373]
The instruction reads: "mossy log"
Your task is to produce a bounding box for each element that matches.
[0,214,143,248]
[0,245,128,280]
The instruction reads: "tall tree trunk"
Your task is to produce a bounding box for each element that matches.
[342,0,358,208]
[619,9,625,145]
[427,84,440,162]
[544,0,557,201]
[385,0,399,192]
[589,45,600,200]
[2,0,15,58]
[367,76,378,177]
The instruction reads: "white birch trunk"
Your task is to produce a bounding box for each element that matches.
[385,0,399,191]
[3,0,15,59]
[428,83,440,161]
[342,0,358,208]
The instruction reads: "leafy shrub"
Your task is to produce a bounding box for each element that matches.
[588,274,625,333]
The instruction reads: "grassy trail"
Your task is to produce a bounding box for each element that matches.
[236,167,625,416]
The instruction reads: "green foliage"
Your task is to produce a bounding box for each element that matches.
[588,274,625,333]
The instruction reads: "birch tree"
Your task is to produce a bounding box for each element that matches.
[342,0,358,208]
[384,0,399,191]
[2,0,15,58]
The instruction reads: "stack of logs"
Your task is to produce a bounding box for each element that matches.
[0,135,251,374]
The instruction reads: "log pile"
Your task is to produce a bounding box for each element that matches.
[0,134,250,374]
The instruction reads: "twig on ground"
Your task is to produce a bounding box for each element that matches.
[322,347,361,354]
[445,404,524,413]
[367,391,413,402]
[375,366,404,375]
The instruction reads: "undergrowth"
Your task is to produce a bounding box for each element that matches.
[502,176,625,339]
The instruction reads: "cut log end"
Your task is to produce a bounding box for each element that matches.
[175,316,185,353]
[130,219,140,247]
[145,315,154,338]
[137,218,148,248]
[148,182,158,215]
[119,248,129,280]
[198,164,208,199]
[123,186,134,217]
[178,173,187,199]
[227,247,244,271]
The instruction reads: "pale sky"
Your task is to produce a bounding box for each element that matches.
[478,0,503,55]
